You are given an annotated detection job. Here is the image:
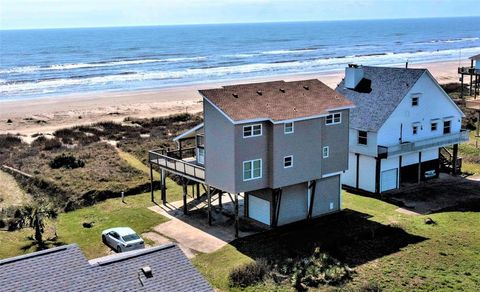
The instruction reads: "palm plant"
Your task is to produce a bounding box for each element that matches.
[15,203,58,246]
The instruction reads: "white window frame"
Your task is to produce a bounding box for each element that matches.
[243,159,262,181]
[431,122,438,132]
[283,155,293,168]
[284,122,294,134]
[322,146,329,158]
[358,130,368,145]
[443,119,451,134]
[243,124,262,138]
[325,113,342,125]
[412,125,419,135]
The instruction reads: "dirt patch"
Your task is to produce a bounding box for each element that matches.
[386,175,480,214]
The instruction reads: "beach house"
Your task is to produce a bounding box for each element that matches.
[336,65,469,194]
[149,80,354,235]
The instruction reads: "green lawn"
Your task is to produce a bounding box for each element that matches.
[193,191,480,291]
[0,192,168,260]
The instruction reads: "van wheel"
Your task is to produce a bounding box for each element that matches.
[116,246,122,253]
[102,235,107,244]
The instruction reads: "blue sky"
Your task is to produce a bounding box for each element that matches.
[1,0,480,30]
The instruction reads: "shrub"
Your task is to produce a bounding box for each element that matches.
[358,281,382,292]
[49,154,85,169]
[229,259,268,288]
[0,134,22,148]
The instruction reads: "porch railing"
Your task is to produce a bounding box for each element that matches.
[149,149,205,182]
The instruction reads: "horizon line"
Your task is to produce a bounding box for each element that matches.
[2,15,480,31]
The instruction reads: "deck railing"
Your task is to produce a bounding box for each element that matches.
[377,130,470,158]
[149,149,205,182]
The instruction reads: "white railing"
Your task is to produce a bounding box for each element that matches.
[378,130,470,158]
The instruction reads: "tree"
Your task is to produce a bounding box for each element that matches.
[15,204,58,246]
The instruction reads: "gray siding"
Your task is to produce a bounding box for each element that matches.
[321,110,350,175]
[204,101,236,193]
[234,121,272,193]
[277,183,309,225]
[271,119,323,188]
[312,175,341,216]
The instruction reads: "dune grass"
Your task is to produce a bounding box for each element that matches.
[193,191,480,291]
[0,170,31,209]
[0,192,168,260]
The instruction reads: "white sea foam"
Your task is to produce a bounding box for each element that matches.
[2,47,479,96]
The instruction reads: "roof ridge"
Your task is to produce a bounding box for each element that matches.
[91,243,176,266]
[0,244,79,266]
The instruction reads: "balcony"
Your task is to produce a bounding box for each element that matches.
[378,130,470,159]
[149,147,205,182]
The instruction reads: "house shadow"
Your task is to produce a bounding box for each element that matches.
[355,174,480,215]
[229,209,427,268]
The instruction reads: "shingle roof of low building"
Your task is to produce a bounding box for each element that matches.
[335,66,426,132]
[0,243,212,292]
[199,79,353,123]
[469,53,480,60]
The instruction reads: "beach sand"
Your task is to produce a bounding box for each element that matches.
[0,60,468,137]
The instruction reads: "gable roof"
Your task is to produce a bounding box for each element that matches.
[469,53,480,61]
[0,243,212,292]
[199,79,354,124]
[335,66,426,131]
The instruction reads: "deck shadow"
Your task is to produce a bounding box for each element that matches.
[230,209,427,267]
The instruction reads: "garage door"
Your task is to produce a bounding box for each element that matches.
[248,195,270,226]
[381,168,398,192]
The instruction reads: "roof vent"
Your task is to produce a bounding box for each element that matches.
[256,90,263,96]
[279,88,285,93]
[141,266,153,278]
[232,93,239,98]
[303,85,309,90]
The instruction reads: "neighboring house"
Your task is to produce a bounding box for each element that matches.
[0,243,212,291]
[336,65,469,194]
[150,80,354,231]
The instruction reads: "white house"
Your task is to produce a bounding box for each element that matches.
[336,65,469,194]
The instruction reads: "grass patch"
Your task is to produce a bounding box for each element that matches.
[0,192,168,260]
[194,191,480,291]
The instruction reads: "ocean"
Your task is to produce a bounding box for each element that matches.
[1,17,479,101]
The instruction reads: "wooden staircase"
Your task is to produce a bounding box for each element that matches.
[439,147,462,174]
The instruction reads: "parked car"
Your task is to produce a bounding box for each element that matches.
[102,227,145,252]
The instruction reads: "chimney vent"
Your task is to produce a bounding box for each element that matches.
[303,85,309,90]
[256,90,263,96]
[345,65,364,89]
[141,266,153,278]
[232,93,239,98]
[279,88,285,93]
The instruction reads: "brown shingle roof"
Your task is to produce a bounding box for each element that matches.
[199,79,353,122]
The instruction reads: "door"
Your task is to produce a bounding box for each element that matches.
[381,168,398,192]
[248,195,270,225]
[197,147,205,165]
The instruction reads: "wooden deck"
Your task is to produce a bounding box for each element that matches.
[149,149,205,183]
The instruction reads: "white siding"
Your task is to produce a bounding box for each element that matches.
[349,129,378,156]
[377,72,463,147]
[342,152,358,188]
[358,155,376,193]
[402,152,420,166]
[422,148,438,161]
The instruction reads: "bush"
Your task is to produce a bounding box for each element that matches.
[229,259,268,288]
[0,134,22,148]
[358,281,382,292]
[49,154,85,169]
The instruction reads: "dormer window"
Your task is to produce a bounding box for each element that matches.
[326,113,342,125]
[412,96,419,106]
[284,122,294,134]
[243,124,262,138]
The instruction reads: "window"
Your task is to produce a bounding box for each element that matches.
[243,124,262,138]
[412,125,418,135]
[326,113,342,125]
[431,122,438,131]
[322,146,329,158]
[443,120,451,134]
[412,96,419,106]
[358,130,368,145]
[197,148,205,165]
[284,156,293,168]
[284,122,294,134]
[243,159,262,181]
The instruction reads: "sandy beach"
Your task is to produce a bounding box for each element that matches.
[0,60,469,137]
